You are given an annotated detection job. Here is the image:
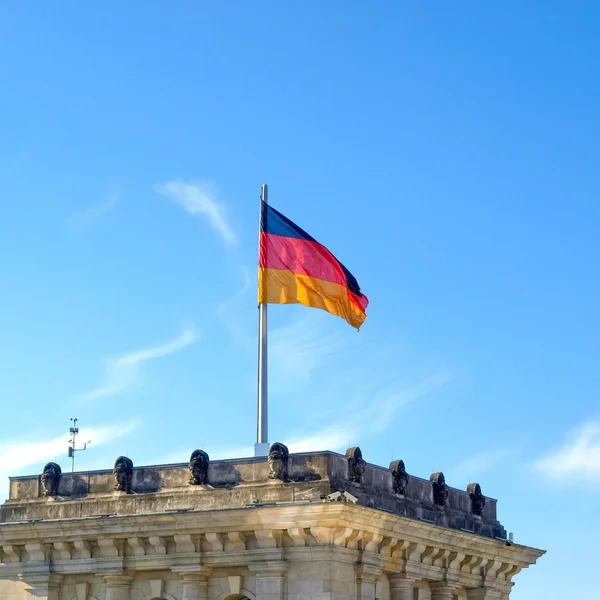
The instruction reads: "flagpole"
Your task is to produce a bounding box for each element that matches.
[255,183,270,457]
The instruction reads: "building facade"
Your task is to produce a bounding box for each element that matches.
[0,447,543,600]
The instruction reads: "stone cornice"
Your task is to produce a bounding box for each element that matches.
[0,502,542,565]
[0,502,543,595]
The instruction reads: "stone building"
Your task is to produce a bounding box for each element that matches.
[0,446,543,600]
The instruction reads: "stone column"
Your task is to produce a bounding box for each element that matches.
[467,589,502,600]
[430,584,455,600]
[104,575,132,600]
[389,575,415,600]
[355,564,382,600]
[249,562,287,600]
[22,574,63,600]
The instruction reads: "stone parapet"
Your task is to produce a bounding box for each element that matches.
[3,450,504,540]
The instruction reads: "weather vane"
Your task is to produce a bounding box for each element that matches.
[68,418,90,472]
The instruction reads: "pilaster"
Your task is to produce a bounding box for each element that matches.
[22,574,63,600]
[355,563,381,600]
[174,568,212,600]
[430,583,455,600]
[104,575,132,600]
[248,561,287,600]
[389,575,416,600]
[416,583,432,600]
[467,589,503,600]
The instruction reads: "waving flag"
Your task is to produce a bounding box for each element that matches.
[258,201,368,329]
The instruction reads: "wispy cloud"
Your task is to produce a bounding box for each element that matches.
[67,193,119,231]
[154,180,236,245]
[447,449,512,485]
[280,370,451,453]
[214,305,453,454]
[535,419,600,480]
[216,266,254,348]
[269,313,357,394]
[0,420,138,501]
[148,443,255,466]
[77,326,197,401]
[142,372,449,462]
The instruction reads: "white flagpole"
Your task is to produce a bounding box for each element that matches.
[255,184,270,457]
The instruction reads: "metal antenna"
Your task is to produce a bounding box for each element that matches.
[68,418,90,473]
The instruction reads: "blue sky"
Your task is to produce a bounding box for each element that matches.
[1,2,599,598]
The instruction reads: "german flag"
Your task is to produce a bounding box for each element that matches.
[258,201,368,329]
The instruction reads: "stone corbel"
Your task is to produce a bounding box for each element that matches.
[287,527,309,547]
[72,541,92,560]
[421,546,437,566]
[364,533,384,553]
[446,551,466,587]
[461,555,484,575]
[433,549,450,568]
[504,564,522,581]
[52,541,72,561]
[227,531,246,551]
[447,551,466,571]
[254,529,278,549]
[332,526,354,547]
[127,537,146,557]
[148,536,167,555]
[405,542,427,579]
[24,543,50,562]
[379,537,397,557]
[309,526,331,545]
[391,540,411,559]
[97,539,121,558]
[406,542,426,563]
[174,534,196,554]
[2,544,21,563]
[346,529,364,550]
[204,533,224,552]
[484,559,503,581]
[494,563,511,581]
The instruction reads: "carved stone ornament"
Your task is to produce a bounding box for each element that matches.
[189,449,209,485]
[40,462,62,497]
[268,442,289,481]
[346,447,366,484]
[390,459,409,495]
[113,456,134,493]
[467,482,486,516]
[430,471,449,506]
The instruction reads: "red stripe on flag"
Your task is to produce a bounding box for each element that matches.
[260,232,347,288]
